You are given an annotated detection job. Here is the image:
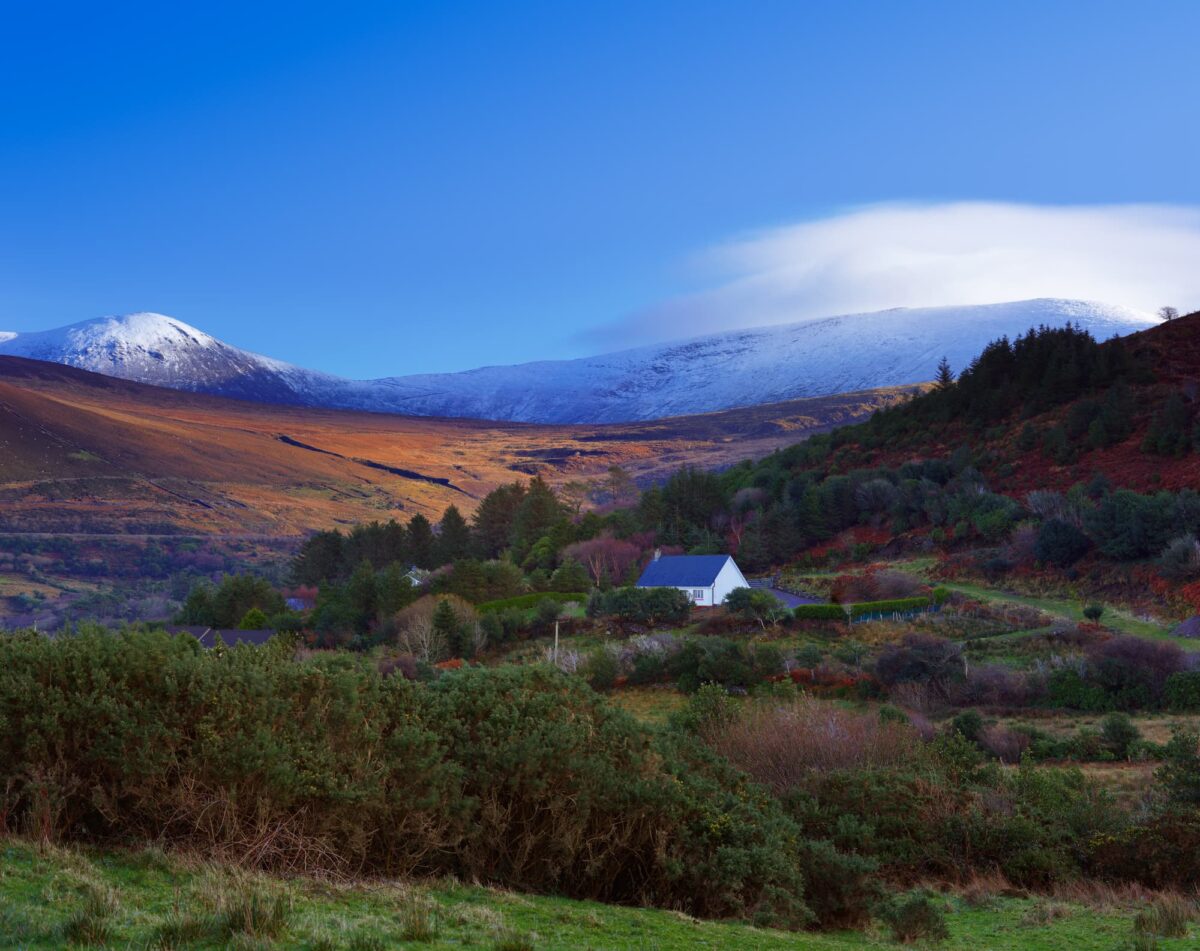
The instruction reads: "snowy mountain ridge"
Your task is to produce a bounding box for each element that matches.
[0,300,1157,423]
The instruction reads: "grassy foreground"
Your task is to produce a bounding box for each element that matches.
[0,840,1193,950]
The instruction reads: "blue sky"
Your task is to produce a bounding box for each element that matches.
[2,1,1198,377]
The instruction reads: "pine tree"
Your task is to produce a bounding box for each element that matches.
[407,514,436,569]
[511,477,567,563]
[433,598,466,658]
[470,482,527,559]
[376,562,416,617]
[434,505,472,566]
[933,357,954,391]
[345,560,378,635]
[550,557,590,592]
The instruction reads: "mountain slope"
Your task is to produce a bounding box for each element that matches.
[790,309,1200,496]
[0,300,1155,423]
[0,355,921,534]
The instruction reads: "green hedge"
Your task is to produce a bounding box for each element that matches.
[793,590,948,622]
[792,603,847,620]
[476,592,589,614]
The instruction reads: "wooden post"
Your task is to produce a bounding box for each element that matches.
[553,620,559,666]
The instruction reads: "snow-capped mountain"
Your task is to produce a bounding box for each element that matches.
[0,313,343,405]
[0,300,1157,423]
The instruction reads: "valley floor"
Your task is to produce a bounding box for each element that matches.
[0,840,1190,950]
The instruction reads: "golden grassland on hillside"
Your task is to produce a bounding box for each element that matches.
[0,356,925,535]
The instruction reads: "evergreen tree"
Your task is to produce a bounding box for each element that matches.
[471,483,527,559]
[550,557,590,592]
[376,562,417,617]
[407,514,436,569]
[237,607,269,630]
[433,598,466,658]
[291,530,345,584]
[434,505,472,566]
[511,477,567,563]
[344,560,378,634]
[933,356,954,391]
[1142,392,1193,457]
[177,583,215,625]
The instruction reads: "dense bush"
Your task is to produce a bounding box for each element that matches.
[476,592,588,614]
[1159,534,1200,581]
[667,637,784,692]
[1083,491,1181,561]
[875,635,965,701]
[1045,637,1189,712]
[724,587,790,627]
[781,738,1124,888]
[1035,519,1092,567]
[0,628,814,927]
[177,574,285,628]
[1087,637,1187,710]
[880,892,949,944]
[586,586,691,627]
[1087,807,1200,890]
[1164,671,1200,712]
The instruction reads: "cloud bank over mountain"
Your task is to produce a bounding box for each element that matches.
[592,202,1200,346]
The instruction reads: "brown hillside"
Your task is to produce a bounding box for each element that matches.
[824,310,1200,495]
[0,356,924,535]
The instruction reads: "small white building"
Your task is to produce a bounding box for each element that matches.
[635,553,749,607]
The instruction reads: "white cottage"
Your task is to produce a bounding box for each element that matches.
[635,553,749,607]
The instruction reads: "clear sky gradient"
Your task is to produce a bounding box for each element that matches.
[2,1,1197,376]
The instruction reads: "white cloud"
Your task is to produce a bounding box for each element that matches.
[595,202,1200,345]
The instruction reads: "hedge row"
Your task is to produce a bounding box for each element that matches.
[476,592,589,614]
[792,589,949,621]
[0,626,811,927]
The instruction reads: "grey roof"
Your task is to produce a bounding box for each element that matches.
[636,555,733,588]
[163,625,276,648]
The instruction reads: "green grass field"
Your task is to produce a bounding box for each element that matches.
[0,839,1193,950]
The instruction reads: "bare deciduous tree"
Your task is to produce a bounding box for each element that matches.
[1159,306,1180,322]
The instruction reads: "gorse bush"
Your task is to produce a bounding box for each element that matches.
[0,626,811,927]
[586,586,691,626]
[880,891,949,944]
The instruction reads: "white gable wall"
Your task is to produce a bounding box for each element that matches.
[712,557,750,605]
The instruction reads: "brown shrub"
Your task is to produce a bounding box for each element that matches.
[1003,523,1040,568]
[830,569,923,603]
[378,654,418,680]
[979,724,1031,764]
[704,696,924,794]
[959,665,1032,708]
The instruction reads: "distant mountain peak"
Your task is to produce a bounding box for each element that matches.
[0,300,1157,423]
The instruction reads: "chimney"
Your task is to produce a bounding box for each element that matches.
[653,548,662,561]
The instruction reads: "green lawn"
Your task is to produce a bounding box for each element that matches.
[0,839,1191,950]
